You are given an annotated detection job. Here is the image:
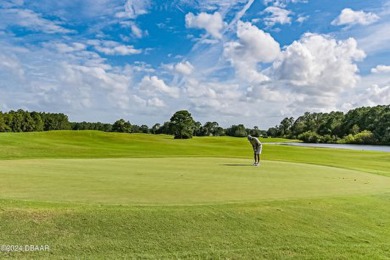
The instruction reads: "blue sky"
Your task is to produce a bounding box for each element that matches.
[1,0,389,128]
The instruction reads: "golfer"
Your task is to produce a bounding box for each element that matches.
[247,135,262,166]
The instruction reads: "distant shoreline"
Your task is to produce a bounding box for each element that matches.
[273,142,390,152]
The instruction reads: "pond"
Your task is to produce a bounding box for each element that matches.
[276,142,390,152]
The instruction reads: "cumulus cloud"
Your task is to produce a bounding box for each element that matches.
[272,34,365,88]
[357,84,390,106]
[263,6,292,27]
[185,12,225,39]
[184,79,245,116]
[175,61,194,75]
[270,33,366,111]
[139,76,180,98]
[371,65,390,74]
[224,21,280,83]
[59,62,133,110]
[0,37,138,116]
[147,97,166,108]
[48,42,87,53]
[332,8,380,27]
[87,40,141,55]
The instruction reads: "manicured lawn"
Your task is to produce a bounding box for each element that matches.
[0,131,389,259]
[0,158,389,205]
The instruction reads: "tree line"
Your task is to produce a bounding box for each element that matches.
[268,105,390,145]
[0,110,71,132]
[1,105,389,144]
[0,109,264,138]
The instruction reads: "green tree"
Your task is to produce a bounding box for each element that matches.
[158,122,172,135]
[202,121,219,136]
[249,126,262,137]
[278,117,294,137]
[0,112,10,132]
[298,131,323,143]
[151,123,161,134]
[22,111,36,132]
[193,121,202,136]
[267,127,278,138]
[169,110,196,139]
[139,125,149,134]
[226,124,247,137]
[41,112,71,131]
[375,111,390,143]
[112,119,132,133]
[31,112,44,131]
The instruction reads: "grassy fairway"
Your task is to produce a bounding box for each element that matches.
[0,158,389,205]
[0,131,390,259]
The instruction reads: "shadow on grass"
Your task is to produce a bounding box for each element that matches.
[222,164,252,167]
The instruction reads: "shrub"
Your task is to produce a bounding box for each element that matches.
[298,131,322,143]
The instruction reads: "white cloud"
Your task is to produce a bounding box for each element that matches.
[296,15,309,23]
[139,76,180,98]
[249,83,292,102]
[272,33,365,87]
[356,21,390,54]
[332,8,380,27]
[226,0,255,31]
[263,0,307,8]
[357,84,390,106]
[270,33,366,111]
[119,21,148,39]
[123,0,150,19]
[175,61,194,75]
[0,37,138,117]
[263,6,292,27]
[2,0,387,129]
[178,0,248,12]
[59,63,133,110]
[87,40,141,56]
[185,79,217,99]
[0,53,24,79]
[185,12,225,39]
[28,0,120,21]
[0,0,24,8]
[224,21,280,83]
[0,8,73,34]
[130,23,144,38]
[184,79,245,117]
[49,42,87,53]
[147,97,166,108]
[371,65,390,74]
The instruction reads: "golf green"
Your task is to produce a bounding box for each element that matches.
[1,157,389,205]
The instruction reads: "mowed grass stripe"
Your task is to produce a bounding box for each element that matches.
[0,131,389,177]
[0,131,390,258]
[1,157,389,205]
[1,195,390,259]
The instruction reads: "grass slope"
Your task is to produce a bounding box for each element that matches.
[0,131,389,259]
[0,130,389,176]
